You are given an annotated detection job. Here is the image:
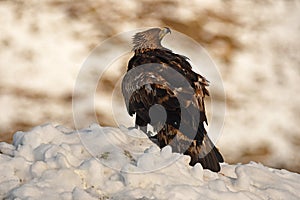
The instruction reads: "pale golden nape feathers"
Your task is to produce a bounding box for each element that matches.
[132,27,171,52]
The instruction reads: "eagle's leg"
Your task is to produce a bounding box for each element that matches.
[135,114,148,133]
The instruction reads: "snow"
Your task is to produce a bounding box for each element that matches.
[0,124,299,199]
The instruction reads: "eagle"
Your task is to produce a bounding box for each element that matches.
[121,27,224,172]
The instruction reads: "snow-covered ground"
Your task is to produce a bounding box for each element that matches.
[0,124,299,199]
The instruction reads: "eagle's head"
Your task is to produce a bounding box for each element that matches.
[132,27,171,53]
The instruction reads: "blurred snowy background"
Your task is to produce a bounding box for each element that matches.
[0,0,299,173]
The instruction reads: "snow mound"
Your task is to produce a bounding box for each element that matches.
[0,124,299,199]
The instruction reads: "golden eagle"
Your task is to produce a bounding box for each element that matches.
[122,27,223,172]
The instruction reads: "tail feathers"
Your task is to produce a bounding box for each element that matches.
[197,146,223,172]
[157,125,223,172]
[187,135,223,172]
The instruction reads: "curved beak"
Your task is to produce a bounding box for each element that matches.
[159,27,171,40]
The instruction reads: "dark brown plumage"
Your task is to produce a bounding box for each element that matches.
[122,27,223,172]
